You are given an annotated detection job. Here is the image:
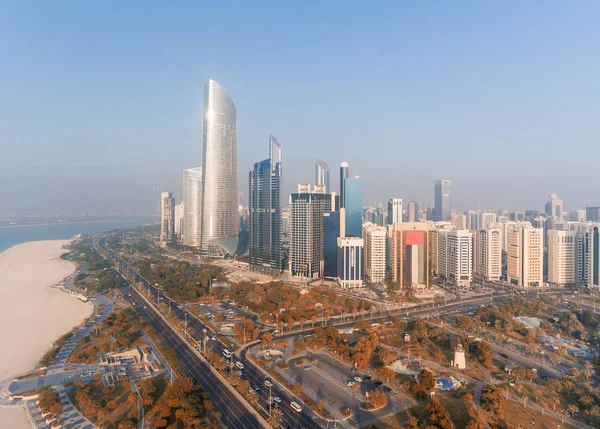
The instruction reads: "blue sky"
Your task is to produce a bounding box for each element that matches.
[1,1,599,215]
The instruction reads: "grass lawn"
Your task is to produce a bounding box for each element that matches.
[501,399,577,429]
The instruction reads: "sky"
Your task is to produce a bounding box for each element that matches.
[1,1,599,215]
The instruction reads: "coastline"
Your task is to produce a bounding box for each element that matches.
[0,239,93,383]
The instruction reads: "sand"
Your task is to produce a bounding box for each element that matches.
[0,240,93,383]
[0,407,30,428]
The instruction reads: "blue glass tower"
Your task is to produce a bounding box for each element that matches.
[248,135,282,274]
[343,175,363,238]
[323,211,341,278]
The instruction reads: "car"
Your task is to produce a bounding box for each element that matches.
[143,305,147,309]
[303,365,312,371]
[251,385,260,391]
[264,380,273,387]
[374,380,383,386]
[273,396,282,404]
[363,375,372,380]
[346,381,356,387]
[350,367,358,373]
[383,386,392,392]
[354,376,363,383]
[202,328,207,333]
[211,336,216,341]
[235,361,244,370]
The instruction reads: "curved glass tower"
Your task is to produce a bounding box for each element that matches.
[200,79,239,255]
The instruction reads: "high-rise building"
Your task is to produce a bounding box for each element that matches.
[387,199,403,225]
[337,236,363,289]
[323,210,342,278]
[390,222,434,288]
[363,222,387,283]
[315,160,330,194]
[248,135,282,275]
[343,174,363,237]
[451,213,467,230]
[183,167,203,247]
[586,207,600,223]
[475,225,502,281]
[434,180,451,221]
[437,229,473,286]
[174,203,184,241]
[578,224,600,288]
[507,223,544,287]
[547,230,577,287]
[339,162,349,208]
[290,184,331,278]
[466,210,479,230]
[545,193,563,219]
[160,192,175,243]
[405,201,419,223]
[480,212,497,229]
[200,79,239,257]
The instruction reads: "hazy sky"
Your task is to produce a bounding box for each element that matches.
[1,1,599,215]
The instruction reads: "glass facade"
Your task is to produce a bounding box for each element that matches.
[343,176,363,237]
[315,160,330,194]
[249,135,282,274]
[200,79,238,255]
[183,167,202,247]
[434,180,451,221]
[323,211,340,278]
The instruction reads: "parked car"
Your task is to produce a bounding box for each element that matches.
[264,379,273,387]
[354,376,363,383]
[347,381,355,387]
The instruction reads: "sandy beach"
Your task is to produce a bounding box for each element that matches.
[0,240,92,383]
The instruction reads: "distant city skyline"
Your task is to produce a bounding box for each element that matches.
[1,2,599,214]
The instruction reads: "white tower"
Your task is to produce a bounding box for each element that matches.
[453,345,466,369]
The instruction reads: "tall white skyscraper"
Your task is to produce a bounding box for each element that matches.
[480,212,497,229]
[337,236,364,289]
[437,229,473,286]
[174,202,184,241]
[507,223,544,287]
[363,222,387,283]
[315,160,330,194]
[183,167,202,247]
[387,198,403,225]
[200,79,239,256]
[475,225,502,281]
[547,230,577,287]
[434,180,451,221]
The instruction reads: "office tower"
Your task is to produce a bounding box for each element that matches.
[249,135,282,274]
[434,180,451,221]
[339,161,349,208]
[160,192,175,243]
[337,236,364,288]
[437,229,473,286]
[475,225,502,281]
[466,210,479,230]
[386,198,403,225]
[183,167,203,247]
[545,193,564,219]
[507,223,544,287]
[200,79,239,257]
[281,208,291,238]
[238,207,249,231]
[480,212,497,229]
[290,184,331,278]
[547,230,577,287]
[569,210,586,222]
[315,160,330,194]
[451,213,467,230]
[323,211,342,278]
[363,222,387,283]
[174,203,184,241]
[586,207,600,223]
[390,222,434,288]
[343,174,363,237]
[579,224,600,288]
[430,223,456,276]
[405,201,419,222]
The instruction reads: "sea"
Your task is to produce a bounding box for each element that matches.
[0,217,158,254]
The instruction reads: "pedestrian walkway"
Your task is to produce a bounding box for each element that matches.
[57,386,98,429]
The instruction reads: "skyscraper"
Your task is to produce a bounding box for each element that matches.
[405,201,419,223]
[437,229,473,286]
[586,207,600,222]
[545,193,563,219]
[315,160,330,194]
[475,225,502,281]
[343,174,363,237]
[160,192,175,243]
[337,236,364,289]
[290,184,331,278]
[363,222,387,283]
[434,180,451,221]
[249,135,282,275]
[183,167,202,247]
[390,222,435,288]
[174,203,184,241]
[323,211,341,278]
[507,223,544,287]
[339,161,349,208]
[547,230,577,287]
[387,198,403,225]
[200,79,238,257]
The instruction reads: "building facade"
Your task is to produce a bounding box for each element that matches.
[507,223,544,287]
[183,167,202,247]
[315,160,330,194]
[200,79,239,256]
[434,180,451,221]
[339,162,349,208]
[437,229,473,286]
[363,222,387,283]
[405,201,419,223]
[343,174,363,237]
[475,225,502,281]
[337,236,364,289]
[387,198,403,225]
[248,135,282,275]
[289,184,331,278]
[323,210,342,279]
[545,193,564,219]
[586,207,600,223]
[174,203,184,241]
[390,222,434,289]
[451,213,467,230]
[547,230,577,287]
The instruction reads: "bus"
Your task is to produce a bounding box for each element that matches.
[290,401,302,413]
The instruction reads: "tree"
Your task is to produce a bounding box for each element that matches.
[38,386,63,416]
[247,389,259,406]
[419,369,436,390]
[375,367,396,383]
[292,384,302,395]
[476,341,493,368]
[403,414,420,429]
[311,314,318,327]
[262,332,273,347]
[426,400,455,429]
[481,385,504,418]
[568,404,579,417]
[268,406,283,428]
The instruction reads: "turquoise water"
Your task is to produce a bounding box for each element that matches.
[0,218,157,254]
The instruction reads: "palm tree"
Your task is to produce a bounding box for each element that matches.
[552,396,560,411]
[268,406,283,428]
[568,404,579,418]
[246,389,258,406]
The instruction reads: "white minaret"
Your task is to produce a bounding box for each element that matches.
[453,344,466,369]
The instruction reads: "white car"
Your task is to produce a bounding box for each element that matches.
[273,396,282,404]
[354,376,363,383]
[346,381,356,387]
[264,380,273,387]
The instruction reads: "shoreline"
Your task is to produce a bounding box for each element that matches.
[0,239,93,384]
[0,218,151,229]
